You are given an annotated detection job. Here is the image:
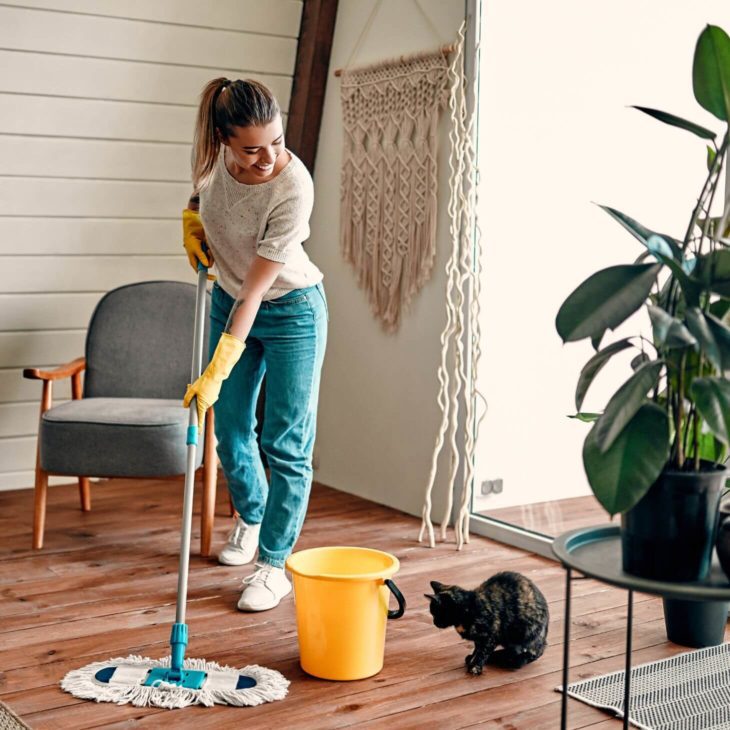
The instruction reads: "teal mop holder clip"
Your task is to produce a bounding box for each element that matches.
[170,622,188,674]
[187,425,198,446]
[142,622,207,688]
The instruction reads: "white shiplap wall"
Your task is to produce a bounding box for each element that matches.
[0,0,302,491]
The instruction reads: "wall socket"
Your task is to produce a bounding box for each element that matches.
[480,478,503,495]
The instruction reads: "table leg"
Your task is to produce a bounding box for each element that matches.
[623,589,633,730]
[561,566,572,730]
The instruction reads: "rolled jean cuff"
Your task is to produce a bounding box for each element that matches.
[258,552,287,569]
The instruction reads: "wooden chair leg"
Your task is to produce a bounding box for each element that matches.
[78,476,91,511]
[71,371,91,512]
[33,380,53,550]
[200,407,217,557]
[33,466,48,550]
[228,492,235,517]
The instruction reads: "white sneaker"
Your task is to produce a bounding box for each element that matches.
[237,562,292,611]
[217,517,260,566]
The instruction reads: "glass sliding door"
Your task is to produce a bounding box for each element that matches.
[467,0,730,549]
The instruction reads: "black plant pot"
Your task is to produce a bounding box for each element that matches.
[621,463,726,582]
[621,463,727,648]
[662,598,729,648]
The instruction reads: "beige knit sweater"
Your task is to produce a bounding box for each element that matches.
[199,147,323,300]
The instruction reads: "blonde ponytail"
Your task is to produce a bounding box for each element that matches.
[191,77,228,192]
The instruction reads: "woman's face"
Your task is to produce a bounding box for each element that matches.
[222,116,285,181]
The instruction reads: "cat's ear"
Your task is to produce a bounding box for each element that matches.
[430,580,446,593]
[424,593,436,601]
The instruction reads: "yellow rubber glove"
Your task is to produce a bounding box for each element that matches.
[183,333,245,429]
[182,209,215,280]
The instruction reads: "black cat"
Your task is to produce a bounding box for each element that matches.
[426,571,549,675]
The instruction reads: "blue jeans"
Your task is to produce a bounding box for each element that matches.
[210,281,328,568]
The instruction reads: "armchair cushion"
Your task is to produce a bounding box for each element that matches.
[40,397,203,477]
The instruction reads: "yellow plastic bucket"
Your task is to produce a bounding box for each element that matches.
[285,546,406,680]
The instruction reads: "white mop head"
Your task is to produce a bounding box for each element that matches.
[61,655,289,709]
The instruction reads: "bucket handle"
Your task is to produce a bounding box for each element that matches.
[385,579,406,619]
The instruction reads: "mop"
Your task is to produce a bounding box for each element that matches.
[60,258,289,708]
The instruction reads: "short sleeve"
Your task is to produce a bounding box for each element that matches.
[257,175,314,264]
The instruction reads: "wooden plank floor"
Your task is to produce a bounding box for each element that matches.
[0,477,718,729]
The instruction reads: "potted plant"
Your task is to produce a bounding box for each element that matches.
[556,24,730,646]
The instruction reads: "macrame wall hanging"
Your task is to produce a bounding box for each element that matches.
[337,0,454,332]
[418,23,487,551]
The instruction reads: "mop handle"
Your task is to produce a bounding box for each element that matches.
[174,257,209,629]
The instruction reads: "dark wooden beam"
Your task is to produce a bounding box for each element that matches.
[286,0,339,174]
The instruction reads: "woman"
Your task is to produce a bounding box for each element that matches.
[182,78,327,612]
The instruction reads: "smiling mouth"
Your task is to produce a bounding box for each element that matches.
[255,163,273,171]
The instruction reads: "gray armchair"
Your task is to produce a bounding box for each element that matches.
[23,281,219,555]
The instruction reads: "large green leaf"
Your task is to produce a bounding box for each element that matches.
[693,25,730,122]
[709,298,730,320]
[632,105,717,140]
[591,331,604,351]
[583,402,670,516]
[631,352,651,370]
[697,434,728,463]
[594,360,663,452]
[649,239,703,306]
[685,307,722,369]
[679,418,728,464]
[647,305,697,349]
[690,377,730,445]
[695,250,730,296]
[706,312,730,372]
[575,338,634,411]
[599,205,683,260]
[556,264,662,343]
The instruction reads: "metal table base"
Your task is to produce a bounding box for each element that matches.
[560,566,633,730]
[554,525,730,729]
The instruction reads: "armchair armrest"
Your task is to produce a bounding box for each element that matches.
[23,357,86,382]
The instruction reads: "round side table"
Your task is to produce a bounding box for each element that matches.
[553,525,730,730]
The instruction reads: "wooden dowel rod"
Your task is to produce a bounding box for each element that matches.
[334,42,456,77]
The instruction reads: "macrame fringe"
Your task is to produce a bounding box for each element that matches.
[60,655,289,709]
[340,47,449,332]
